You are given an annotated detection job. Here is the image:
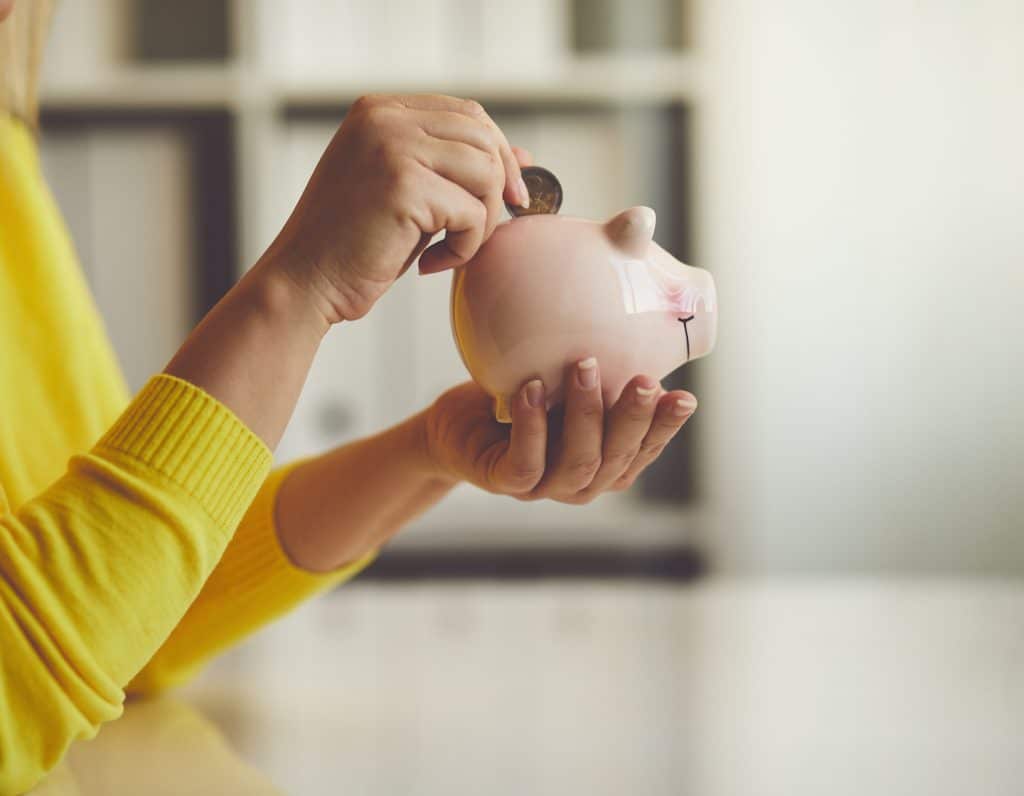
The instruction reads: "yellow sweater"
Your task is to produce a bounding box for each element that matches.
[0,115,371,793]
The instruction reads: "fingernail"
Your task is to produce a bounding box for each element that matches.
[577,357,598,390]
[524,379,545,409]
[635,384,658,405]
[516,176,531,209]
[673,397,698,417]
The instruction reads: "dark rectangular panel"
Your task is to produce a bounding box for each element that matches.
[571,0,686,53]
[356,546,705,582]
[132,0,231,62]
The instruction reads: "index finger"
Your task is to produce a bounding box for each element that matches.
[398,94,529,210]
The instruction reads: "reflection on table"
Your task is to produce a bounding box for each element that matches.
[29,698,280,796]
[32,578,1024,796]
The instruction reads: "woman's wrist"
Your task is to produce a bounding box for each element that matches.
[245,252,335,339]
[398,410,461,488]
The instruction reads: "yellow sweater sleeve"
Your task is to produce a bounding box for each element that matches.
[127,463,375,695]
[0,375,272,795]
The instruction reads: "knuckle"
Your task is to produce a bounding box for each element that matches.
[460,98,486,117]
[484,150,504,181]
[655,417,683,433]
[353,96,392,132]
[487,448,542,493]
[567,455,602,481]
[639,440,667,458]
[602,448,635,469]
[612,475,636,491]
[368,130,407,171]
[518,420,547,441]
[514,490,544,503]
[576,402,604,420]
[504,464,544,491]
[385,158,418,196]
[351,93,378,114]
[471,198,488,223]
[485,191,504,221]
[359,102,406,141]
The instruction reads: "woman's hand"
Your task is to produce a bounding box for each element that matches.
[167,94,527,447]
[422,360,698,503]
[263,93,530,324]
[273,359,695,572]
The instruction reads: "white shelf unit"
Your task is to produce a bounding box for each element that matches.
[37,0,705,550]
[38,59,698,109]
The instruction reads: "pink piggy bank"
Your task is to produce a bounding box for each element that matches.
[450,206,717,422]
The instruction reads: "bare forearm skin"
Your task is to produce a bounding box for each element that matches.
[275,410,456,572]
[164,257,332,451]
[164,251,456,573]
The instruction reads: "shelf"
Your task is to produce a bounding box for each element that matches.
[391,484,702,550]
[39,55,698,114]
[274,54,698,110]
[39,65,242,111]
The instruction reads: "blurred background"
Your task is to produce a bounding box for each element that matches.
[32,0,1024,794]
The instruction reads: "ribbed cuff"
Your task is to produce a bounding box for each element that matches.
[214,462,376,607]
[96,374,273,532]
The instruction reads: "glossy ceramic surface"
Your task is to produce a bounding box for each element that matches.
[451,206,717,421]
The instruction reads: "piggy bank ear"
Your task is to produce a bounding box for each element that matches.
[604,206,656,257]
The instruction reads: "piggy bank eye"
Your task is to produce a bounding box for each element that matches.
[678,315,695,360]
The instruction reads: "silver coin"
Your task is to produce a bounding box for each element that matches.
[506,165,563,217]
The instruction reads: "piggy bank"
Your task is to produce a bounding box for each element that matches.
[450,206,717,422]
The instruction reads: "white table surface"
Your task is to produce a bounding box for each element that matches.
[34,577,1024,796]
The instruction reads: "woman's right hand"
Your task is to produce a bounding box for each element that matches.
[263,93,531,324]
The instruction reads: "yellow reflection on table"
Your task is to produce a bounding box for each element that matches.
[29,698,281,796]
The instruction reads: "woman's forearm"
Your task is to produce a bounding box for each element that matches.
[165,249,457,572]
[275,410,457,572]
[163,258,330,450]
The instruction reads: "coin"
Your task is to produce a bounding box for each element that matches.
[506,165,563,217]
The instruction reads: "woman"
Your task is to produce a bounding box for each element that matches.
[0,2,698,792]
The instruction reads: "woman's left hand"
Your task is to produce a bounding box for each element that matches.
[422,359,697,504]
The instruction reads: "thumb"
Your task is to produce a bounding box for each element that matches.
[512,146,534,168]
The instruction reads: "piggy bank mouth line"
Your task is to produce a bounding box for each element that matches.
[678,315,695,360]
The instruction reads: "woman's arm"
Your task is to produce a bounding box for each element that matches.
[124,414,455,695]
[171,262,459,573]
[274,413,454,572]
[124,133,697,701]
[125,368,697,696]
[1,93,524,793]
[166,93,528,449]
[164,255,330,450]
[277,368,698,569]
[0,376,273,794]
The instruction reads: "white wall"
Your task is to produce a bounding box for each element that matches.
[695,0,1024,572]
[41,128,194,393]
[187,580,1024,796]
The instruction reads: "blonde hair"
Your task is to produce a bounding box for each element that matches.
[0,1,54,127]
